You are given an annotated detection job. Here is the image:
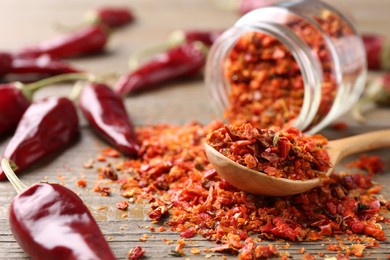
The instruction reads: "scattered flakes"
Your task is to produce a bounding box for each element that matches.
[162,238,174,245]
[330,121,348,131]
[298,247,305,254]
[101,164,118,180]
[76,179,87,188]
[190,247,201,255]
[101,147,121,158]
[83,159,94,169]
[93,184,111,196]
[127,245,145,260]
[116,200,129,210]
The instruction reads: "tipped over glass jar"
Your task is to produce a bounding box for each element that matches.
[205,0,366,134]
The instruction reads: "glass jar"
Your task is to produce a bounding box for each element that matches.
[205,0,366,134]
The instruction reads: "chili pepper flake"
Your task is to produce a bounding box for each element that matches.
[127,245,145,260]
[76,179,87,188]
[347,155,384,175]
[101,165,119,180]
[116,200,129,210]
[101,147,121,158]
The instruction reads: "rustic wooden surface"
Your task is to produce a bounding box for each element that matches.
[0,0,390,259]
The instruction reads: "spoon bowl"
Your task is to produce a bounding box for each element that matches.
[205,129,390,196]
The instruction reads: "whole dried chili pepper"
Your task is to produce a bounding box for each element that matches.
[353,73,390,122]
[16,25,109,59]
[0,73,90,136]
[9,54,80,79]
[84,6,135,29]
[115,42,207,95]
[129,30,221,69]
[79,82,139,156]
[362,33,390,70]
[0,96,79,180]
[0,51,13,77]
[1,159,116,260]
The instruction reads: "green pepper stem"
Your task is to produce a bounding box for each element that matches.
[1,159,28,194]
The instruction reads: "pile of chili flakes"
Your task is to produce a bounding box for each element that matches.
[91,121,389,259]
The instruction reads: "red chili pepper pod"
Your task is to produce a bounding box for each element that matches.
[0,97,79,180]
[169,30,222,47]
[9,54,80,77]
[362,33,390,70]
[1,159,116,260]
[85,6,135,29]
[79,82,139,156]
[0,51,13,77]
[115,42,207,95]
[16,25,109,59]
[0,84,31,136]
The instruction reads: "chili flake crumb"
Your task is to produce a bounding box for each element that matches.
[93,184,111,196]
[96,154,107,162]
[347,155,384,175]
[127,245,145,260]
[101,164,119,180]
[102,147,121,158]
[162,238,174,245]
[116,200,129,210]
[330,122,348,131]
[206,123,330,180]
[190,247,201,255]
[83,159,94,169]
[302,253,316,260]
[298,247,305,253]
[76,179,87,188]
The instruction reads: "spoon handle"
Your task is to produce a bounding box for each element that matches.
[331,129,390,160]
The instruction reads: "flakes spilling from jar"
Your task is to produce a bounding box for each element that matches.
[97,121,390,258]
[206,123,331,180]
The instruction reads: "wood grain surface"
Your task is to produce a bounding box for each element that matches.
[0,0,390,259]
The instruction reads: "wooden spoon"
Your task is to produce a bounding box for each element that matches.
[204,129,390,196]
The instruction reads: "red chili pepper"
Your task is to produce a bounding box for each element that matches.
[16,25,109,59]
[79,82,139,156]
[0,97,79,180]
[85,6,135,29]
[1,159,116,260]
[0,84,30,136]
[0,51,13,77]
[115,42,207,95]
[169,30,222,47]
[362,33,390,70]
[9,55,80,77]
[0,73,90,136]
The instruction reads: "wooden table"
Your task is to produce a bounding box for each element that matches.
[0,0,389,259]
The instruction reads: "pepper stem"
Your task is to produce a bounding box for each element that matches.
[128,31,186,70]
[17,72,95,101]
[1,159,28,194]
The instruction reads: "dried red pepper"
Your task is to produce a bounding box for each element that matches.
[362,33,390,70]
[128,30,220,70]
[0,73,88,136]
[1,159,116,260]
[0,51,13,77]
[16,25,109,59]
[206,123,331,180]
[8,54,80,80]
[84,6,135,29]
[115,42,207,95]
[79,82,139,156]
[353,73,390,122]
[0,96,79,180]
